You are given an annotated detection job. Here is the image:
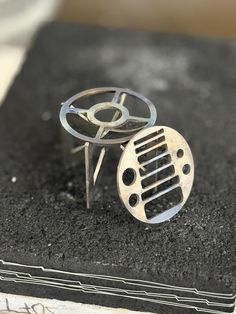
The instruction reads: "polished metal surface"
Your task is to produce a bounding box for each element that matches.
[60,87,157,145]
[117,126,194,224]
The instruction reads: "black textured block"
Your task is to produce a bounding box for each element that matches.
[0,22,235,313]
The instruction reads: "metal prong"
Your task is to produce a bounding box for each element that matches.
[71,144,85,154]
[93,147,106,185]
[84,142,94,208]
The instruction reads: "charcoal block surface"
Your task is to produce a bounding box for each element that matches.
[0,23,235,313]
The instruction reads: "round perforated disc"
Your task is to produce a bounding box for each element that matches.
[117,126,194,224]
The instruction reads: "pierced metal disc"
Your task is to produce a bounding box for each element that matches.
[117,126,194,224]
[60,87,157,145]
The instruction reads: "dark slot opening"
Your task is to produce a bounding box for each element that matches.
[134,128,164,146]
[144,187,183,219]
[141,164,175,188]
[135,135,165,154]
[142,175,180,201]
[138,144,168,164]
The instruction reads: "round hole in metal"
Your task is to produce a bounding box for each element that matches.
[177,149,184,158]
[129,194,139,207]
[122,168,136,186]
[183,164,191,175]
[95,107,122,123]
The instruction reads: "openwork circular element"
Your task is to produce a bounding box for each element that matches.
[87,102,129,128]
[117,126,194,224]
[60,87,157,145]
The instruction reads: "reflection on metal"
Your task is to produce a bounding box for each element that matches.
[117,126,194,223]
[0,260,235,314]
[93,147,106,185]
[60,87,157,208]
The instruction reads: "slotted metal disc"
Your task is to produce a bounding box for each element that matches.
[117,126,194,224]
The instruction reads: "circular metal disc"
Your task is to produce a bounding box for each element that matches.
[60,87,157,145]
[117,126,194,224]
